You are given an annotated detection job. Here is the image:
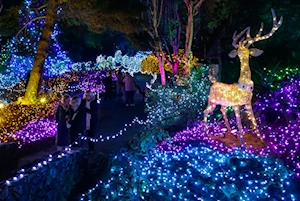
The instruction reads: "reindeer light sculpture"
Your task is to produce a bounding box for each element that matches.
[204,9,283,145]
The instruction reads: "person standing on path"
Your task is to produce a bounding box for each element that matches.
[67,96,86,146]
[55,94,71,151]
[117,69,124,101]
[122,72,136,106]
[103,71,113,101]
[81,91,99,152]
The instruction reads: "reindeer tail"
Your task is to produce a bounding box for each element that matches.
[208,75,217,83]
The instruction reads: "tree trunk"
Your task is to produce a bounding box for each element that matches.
[184,6,193,75]
[173,57,179,74]
[156,51,166,85]
[183,0,204,75]
[23,0,59,104]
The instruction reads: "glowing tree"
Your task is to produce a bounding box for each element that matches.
[141,0,205,78]
[0,0,72,103]
[23,0,66,104]
[204,9,283,145]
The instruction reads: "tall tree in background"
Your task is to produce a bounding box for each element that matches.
[23,0,144,103]
[23,0,65,104]
[162,0,181,74]
[183,0,204,74]
[143,0,166,85]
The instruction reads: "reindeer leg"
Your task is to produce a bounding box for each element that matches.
[233,106,245,146]
[245,104,263,141]
[204,103,216,123]
[220,106,231,138]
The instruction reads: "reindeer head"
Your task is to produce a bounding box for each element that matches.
[229,9,283,60]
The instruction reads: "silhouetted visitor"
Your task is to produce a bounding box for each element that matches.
[67,96,86,146]
[117,69,124,99]
[122,72,136,106]
[103,71,113,101]
[81,91,99,152]
[55,94,71,151]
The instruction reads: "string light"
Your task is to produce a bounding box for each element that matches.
[68,117,151,148]
[95,50,151,75]
[11,118,57,148]
[145,65,210,128]
[4,150,78,186]
[80,145,299,200]
[0,102,57,144]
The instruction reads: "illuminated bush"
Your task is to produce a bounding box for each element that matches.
[82,145,300,201]
[141,54,173,74]
[145,65,210,129]
[141,49,200,77]
[256,66,299,91]
[0,102,57,145]
[254,77,300,126]
[130,128,170,155]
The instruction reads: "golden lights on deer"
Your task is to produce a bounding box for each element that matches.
[204,9,283,145]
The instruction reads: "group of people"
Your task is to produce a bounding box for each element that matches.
[55,70,144,152]
[55,91,99,152]
[105,70,142,106]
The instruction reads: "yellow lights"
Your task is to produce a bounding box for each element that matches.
[204,9,283,144]
[40,97,47,104]
[243,9,283,47]
[0,101,56,143]
[0,102,4,109]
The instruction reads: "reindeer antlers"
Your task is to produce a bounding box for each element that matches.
[232,9,283,48]
[232,27,250,48]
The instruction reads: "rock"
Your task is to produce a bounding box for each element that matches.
[0,143,19,180]
[0,150,87,201]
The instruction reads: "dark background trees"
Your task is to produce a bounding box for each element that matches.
[0,0,299,86]
[203,0,300,85]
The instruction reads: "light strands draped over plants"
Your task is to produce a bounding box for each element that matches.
[94,50,151,75]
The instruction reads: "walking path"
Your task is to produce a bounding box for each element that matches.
[18,74,149,168]
[93,97,146,154]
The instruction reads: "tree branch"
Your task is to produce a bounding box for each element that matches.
[157,0,164,28]
[30,4,48,10]
[16,16,46,37]
[193,0,204,15]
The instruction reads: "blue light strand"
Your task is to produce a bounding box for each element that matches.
[80,145,300,201]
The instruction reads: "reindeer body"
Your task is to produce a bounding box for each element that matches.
[208,82,252,106]
[204,9,283,145]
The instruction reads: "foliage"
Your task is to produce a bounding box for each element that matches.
[204,0,239,31]
[220,0,300,84]
[141,49,201,76]
[94,50,150,75]
[130,128,170,155]
[0,0,72,90]
[0,101,57,144]
[61,0,145,35]
[254,77,300,126]
[82,145,300,201]
[141,54,173,74]
[254,65,299,92]
[145,65,210,129]
[0,5,21,37]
